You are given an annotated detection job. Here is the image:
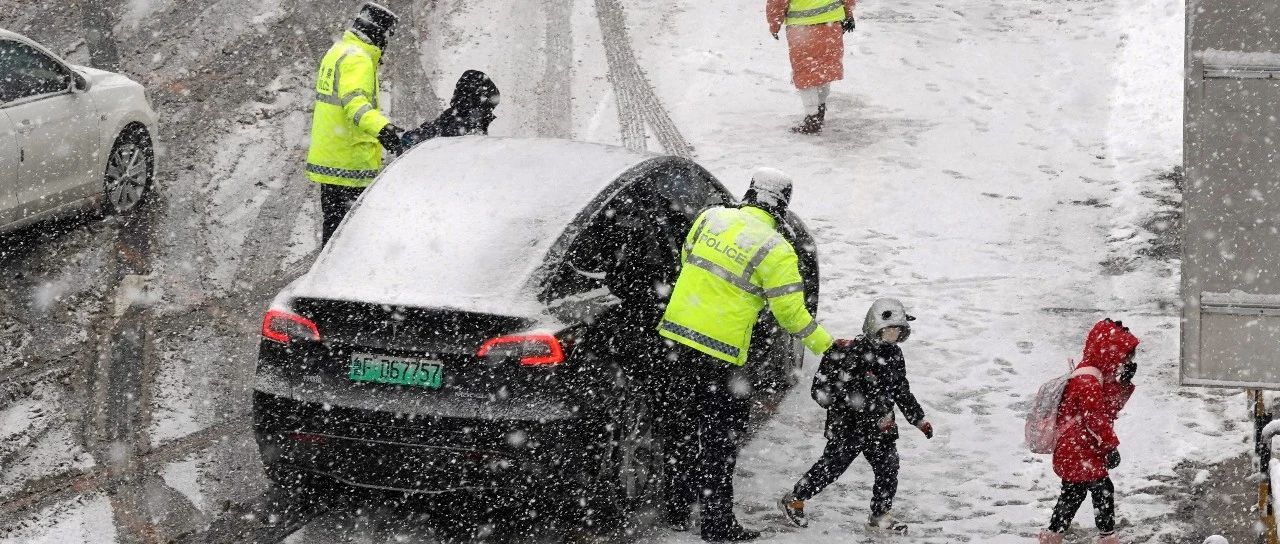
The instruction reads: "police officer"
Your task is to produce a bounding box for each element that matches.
[306,2,405,245]
[658,167,835,542]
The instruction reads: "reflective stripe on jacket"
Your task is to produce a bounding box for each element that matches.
[785,0,847,26]
[658,206,833,365]
[305,31,390,187]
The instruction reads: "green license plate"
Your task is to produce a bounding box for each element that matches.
[348,354,443,389]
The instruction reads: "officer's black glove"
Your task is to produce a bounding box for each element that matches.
[841,17,856,33]
[377,124,406,156]
[1118,360,1137,385]
[1105,449,1121,470]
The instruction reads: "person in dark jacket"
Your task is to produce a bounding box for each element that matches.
[779,298,934,534]
[401,70,500,148]
[1038,318,1139,544]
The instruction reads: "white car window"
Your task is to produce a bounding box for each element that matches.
[0,40,71,104]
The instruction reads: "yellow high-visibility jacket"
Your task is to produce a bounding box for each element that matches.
[785,0,848,25]
[305,31,391,187]
[659,205,833,365]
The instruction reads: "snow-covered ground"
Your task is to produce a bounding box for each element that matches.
[618,0,1240,541]
[0,494,115,544]
[0,0,1251,541]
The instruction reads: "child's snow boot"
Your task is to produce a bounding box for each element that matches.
[1037,530,1065,544]
[866,512,908,535]
[790,105,826,134]
[1096,533,1121,544]
[778,492,807,527]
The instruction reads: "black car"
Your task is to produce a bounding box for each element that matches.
[253,137,820,513]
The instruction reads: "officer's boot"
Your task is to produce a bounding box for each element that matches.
[701,522,761,542]
[664,508,691,532]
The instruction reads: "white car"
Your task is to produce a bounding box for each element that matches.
[0,29,158,234]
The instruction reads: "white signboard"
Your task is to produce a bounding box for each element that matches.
[1182,0,1280,388]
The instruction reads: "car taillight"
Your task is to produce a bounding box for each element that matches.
[476,333,564,366]
[262,309,321,344]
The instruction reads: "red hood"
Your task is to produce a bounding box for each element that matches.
[1077,319,1140,378]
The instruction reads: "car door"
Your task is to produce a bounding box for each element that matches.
[0,39,99,220]
[0,109,17,226]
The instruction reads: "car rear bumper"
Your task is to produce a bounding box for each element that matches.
[253,391,601,494]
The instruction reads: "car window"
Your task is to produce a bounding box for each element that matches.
[653,162,731,219]
[0,40,71,104]
[544,183,675,304]
[543,195,632,303]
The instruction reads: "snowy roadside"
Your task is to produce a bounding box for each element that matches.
[620,0,1240,541]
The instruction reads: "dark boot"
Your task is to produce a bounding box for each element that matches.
[701,522,761,542]
[790,104,826,134]
[665,509,691,532]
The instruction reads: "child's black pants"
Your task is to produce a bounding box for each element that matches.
[1048,477,1115,533]
[792,429,900,517]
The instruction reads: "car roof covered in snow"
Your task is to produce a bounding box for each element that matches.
[290,137,658,315]
[0,29,63,59]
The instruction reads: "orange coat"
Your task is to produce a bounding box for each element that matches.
[767,0,855,89]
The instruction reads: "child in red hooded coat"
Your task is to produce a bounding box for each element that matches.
[1038,319,1139,544]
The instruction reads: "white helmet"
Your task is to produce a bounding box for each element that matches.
[744,167,793,213]
[863,298,916,342]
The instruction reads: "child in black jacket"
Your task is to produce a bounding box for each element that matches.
[779,298,934,534]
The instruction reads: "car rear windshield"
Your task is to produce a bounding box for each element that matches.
[302,138,647,312]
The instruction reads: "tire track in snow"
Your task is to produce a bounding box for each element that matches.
[594,0,693,158]
[534,0,576,139]
[0,414,251,530]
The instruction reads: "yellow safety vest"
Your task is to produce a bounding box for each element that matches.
[785,0,847,26]
[658,206,833,366]
[305,31,391,187]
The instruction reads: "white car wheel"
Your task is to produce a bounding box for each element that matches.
[104,128,153,214]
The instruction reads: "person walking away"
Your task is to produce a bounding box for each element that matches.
[779,298,933,534]
[767,0,856,134]
[401,70,501,148]
[1038,318,1139,544]
[306,2,407,245]
[658,167,837,542]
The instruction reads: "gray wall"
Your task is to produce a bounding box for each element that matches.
[1183,0,1280,387]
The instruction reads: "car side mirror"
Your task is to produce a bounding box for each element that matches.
[71,71,90,93]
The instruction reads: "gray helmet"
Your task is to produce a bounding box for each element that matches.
[863,298,916,342]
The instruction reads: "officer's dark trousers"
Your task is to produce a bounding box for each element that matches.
[662,344,752,531]
[1048,477,1115,533]
[792,429,900,518]
[320,184,365,245]
[657,355,699,520]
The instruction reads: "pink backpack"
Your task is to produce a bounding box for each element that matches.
[1025,363,1102,454]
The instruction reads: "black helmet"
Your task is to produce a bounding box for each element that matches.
[743,167,793,220]
[450,70,501,112]
[449,70,501,134]
[352,2,399,49]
